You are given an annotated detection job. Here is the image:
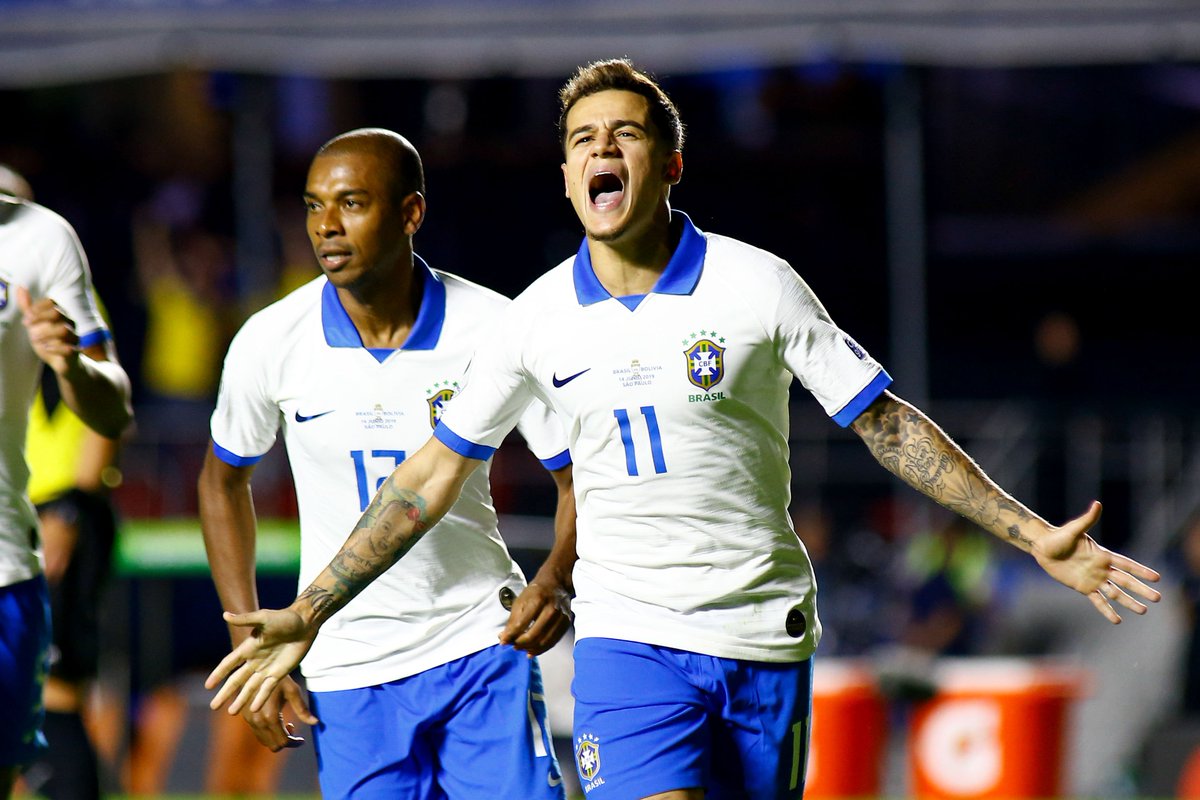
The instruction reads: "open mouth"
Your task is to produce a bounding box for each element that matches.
[318,249,351,268]
[588,171,625,210]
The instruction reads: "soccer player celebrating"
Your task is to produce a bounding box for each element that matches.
[208,63,1160,800]
[198,129,573,798]
[0,183,133,800]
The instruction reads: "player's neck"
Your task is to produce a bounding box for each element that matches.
[588,219,674,298]
[336,259,423,349]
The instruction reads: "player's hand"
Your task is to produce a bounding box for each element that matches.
[206,607,317,716]
[17,286,80,375]
[238,675,319,752]
[1032,501,1161,623]
[498,582,572,656]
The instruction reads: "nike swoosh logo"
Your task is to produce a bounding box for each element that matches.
[294,409,334,423]
[548,773,563,787]
[552,368,591,388]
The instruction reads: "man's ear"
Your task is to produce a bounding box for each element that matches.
[402,192,427,236]
[664,151,683,185]
[562,163,570,198]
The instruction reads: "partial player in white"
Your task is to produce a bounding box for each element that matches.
[0,182,132,800]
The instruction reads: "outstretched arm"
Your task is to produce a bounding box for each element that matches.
[851,390,1160,622]
[206,436,482,714]
[500,464,577,655]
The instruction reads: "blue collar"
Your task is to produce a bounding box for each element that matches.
[321,255,446,353]
[572,210,707,307]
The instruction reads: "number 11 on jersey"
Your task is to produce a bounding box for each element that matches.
[613,405,667,476]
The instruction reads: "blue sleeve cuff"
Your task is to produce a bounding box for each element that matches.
[539,448,572,471]
[434,421,496,461]
[212,440,265,467]
[78,329,111,348]
[831,369,893,428]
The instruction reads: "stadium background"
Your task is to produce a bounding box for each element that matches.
[3,1,1200,797]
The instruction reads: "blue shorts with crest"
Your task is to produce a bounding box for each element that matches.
[571,637,812,800]
[310,643,565,799]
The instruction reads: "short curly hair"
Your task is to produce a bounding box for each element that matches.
[558,58,685,153]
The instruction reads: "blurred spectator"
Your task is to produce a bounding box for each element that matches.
[133,185,234,413]
[130,182,237,515]
[869,511,995,701]
[898,515,994,657]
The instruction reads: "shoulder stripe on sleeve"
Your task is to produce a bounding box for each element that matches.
[539,448,572,471]
[832,370,893,428]
[212,441,265,467]
[433,421,496,461]
[77,329,112,348]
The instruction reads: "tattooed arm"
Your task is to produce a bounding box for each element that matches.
[851,390,1160,623]
[850,391,1040,549]
[292,449,467,624]
[205,437,481,715]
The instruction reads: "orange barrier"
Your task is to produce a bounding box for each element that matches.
[806,660,888,798]
[907,659,1085,799]
[1180,745,1200,798]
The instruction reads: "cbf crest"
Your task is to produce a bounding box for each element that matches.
[425,379,460,428]
[576,733,602,786]
[682,330,726,390]
[0,278,8,310]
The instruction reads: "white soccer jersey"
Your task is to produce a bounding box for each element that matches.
[210,259,570,691]
[0,198,109,587]
[437,212,891,663]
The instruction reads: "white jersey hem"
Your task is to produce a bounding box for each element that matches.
[573,617,817,664]
[302,629,505,693]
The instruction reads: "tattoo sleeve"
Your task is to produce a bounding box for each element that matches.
[851,393,1040,550]
[296,475,437,622]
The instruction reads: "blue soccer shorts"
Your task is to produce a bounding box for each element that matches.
[571,638,812,800]
[0,574,51,767]
[309,643,565,799]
